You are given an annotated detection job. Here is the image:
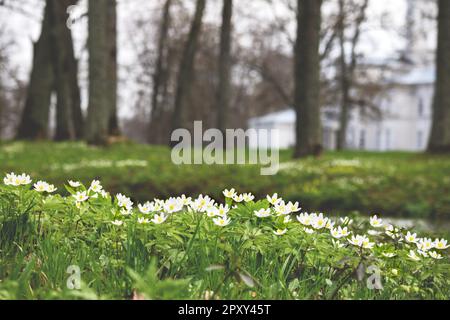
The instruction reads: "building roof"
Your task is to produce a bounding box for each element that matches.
[248,109,295,126]
[389,65,435,85]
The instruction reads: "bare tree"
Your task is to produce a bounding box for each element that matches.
[294,0,323,158]
[216,0,233,135]
[107,0,120,136]
[16,1,54,140]
[49,0,82,141]
[428,0,450,153]
[149,0,172,144]
[85,0,109,145]
[171,0,206,142]
[336,0,369,150]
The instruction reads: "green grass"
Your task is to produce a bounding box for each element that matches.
[0,180,449,300]
[1,141,449,220]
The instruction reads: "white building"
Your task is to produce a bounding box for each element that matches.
[248,0,435,152]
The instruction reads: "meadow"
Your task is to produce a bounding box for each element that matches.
[0,142,449,300]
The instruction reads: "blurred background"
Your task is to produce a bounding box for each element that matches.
[0,0,449,229]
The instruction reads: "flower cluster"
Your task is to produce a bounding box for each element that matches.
[2,173,449,263]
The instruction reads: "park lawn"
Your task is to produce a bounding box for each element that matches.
[0,141,449,220]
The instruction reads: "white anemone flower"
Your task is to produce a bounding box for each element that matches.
[138,202,152,214]
[151,213,168,224]
[434,239,450,250]
[407,250,421,261]
[405,232,418,244]
[73,191,89,202]
[34,181,49,192]
[89,180,103,193]
[111,220,123,226]
[266,193,281,205]
[46,184,57,193]
[429,251,443,260]
[254,208,271,218]
[213,216,231,227]
[369,215,383,228]
[68,180,81,188]
[274,228,287,236]
[223,188,236,198]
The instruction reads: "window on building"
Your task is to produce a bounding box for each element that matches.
[417,130,423,149]
[386,129,391,150]
[359,129,366,150]
[418,98,424,117]
[376,129,382,150]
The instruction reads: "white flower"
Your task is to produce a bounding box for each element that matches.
[311,213,328,230]
[3,173,16,185]
[138,202,152,214]
[407,250,421,261]
[223,188,236,198]
[217,204,230,217]
[286,201,301,213]
[274,228,287,236]
[89,180,103,193]
[243,193,255,202]
[34,181,49,192]
[417,238,434,251]
[7,173,32,186]
[213,215,231,227]
[434,238,450,250]
[266,193,281,205]
[429,251,443,260]
[137,217,150,224]
[151,213,168,225]
[191,194,215,212]
[164,197,183,214]
[274,201,289,216]
[116,193,133,210]
[325,220,335,230]
[382,252,397,258]
[100,190,109,198]
[46,184,57,193]
[369,215,383,228]
[254,208,271,218]
[68,180,81,188]
[111,220,123,226]
[348,235,374,249]
[304,228,315,234]
[177,194,192,206]
[120,208,133,216]
[73,191,89,202]
[405,232,418,244]
[296,212,312,226]
[330,226,350,239]
[284,216,292,224]
[232,194,244,203]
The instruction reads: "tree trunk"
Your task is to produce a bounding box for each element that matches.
[49,0,82,141]
[428,0,450,153]
[216,0,233,135]
[85,0,109,145]
[170,0,206,144]
[336,0,369,151]
[149,0,172,144]
[107,0,120,136]
[293,0,323,158]
[16,2,54,140]
[336,0,349,150]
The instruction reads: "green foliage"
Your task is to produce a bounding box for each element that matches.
[0,176,449,300]
[1,142,450,221]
